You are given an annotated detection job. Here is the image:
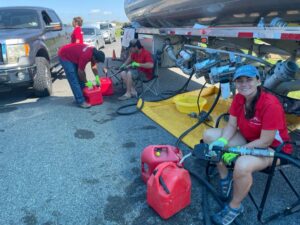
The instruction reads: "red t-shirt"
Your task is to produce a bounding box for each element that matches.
[131,48,153,79]
[71,26,83,44]
[58,44,95,70]
[229,91,292,154]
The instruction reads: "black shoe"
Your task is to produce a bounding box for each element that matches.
[78,101,91,108]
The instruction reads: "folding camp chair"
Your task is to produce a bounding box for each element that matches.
[209,113,300,224]
[136,54,161,98]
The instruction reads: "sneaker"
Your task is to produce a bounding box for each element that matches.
[219,171,233,199]
[211,204,244,225]
[78,101,91,108]
[130,91,138,98]
[118,94,132,101]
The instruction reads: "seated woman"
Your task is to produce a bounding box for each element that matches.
[202,64,292,225]
[118,39,153,100]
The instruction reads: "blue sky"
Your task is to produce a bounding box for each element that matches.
[0,0,128,24]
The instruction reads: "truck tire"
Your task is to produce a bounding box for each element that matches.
[33,57,52,97]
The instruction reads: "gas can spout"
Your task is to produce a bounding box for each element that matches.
[178,153,192,166]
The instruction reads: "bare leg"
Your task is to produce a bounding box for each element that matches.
[230,154,275,209]
[120,71,131,96]
[126,71,134,95]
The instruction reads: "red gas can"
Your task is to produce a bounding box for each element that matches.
[141,145,183,183]
[100,77,114,96]
[147,162,191,219]
[83,86,103,105]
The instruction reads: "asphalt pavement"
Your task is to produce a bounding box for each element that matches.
[0,39,299,225]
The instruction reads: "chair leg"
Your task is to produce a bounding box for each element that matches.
[148,79,160,96]
[257,158,278,222]
[139,78,161,98]
[256,163,300,223]
[279,169,300,198]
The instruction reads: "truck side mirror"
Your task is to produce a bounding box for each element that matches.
[45,22,62,31]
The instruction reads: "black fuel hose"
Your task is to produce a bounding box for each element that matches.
[185,163,243,225]
[116,72,194,115]
[175,84,221,148]
[274,141,300,168]
[275,152,300,168]
[202,183,212,225]
[116,98,145,115]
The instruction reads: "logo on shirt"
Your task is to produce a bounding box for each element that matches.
[249,116,261,126]
[83,46,92,52]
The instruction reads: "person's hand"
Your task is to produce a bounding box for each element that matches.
[131,61,140,68]
[85,81,93,88]
[95,75,101,86]
[222,153,238,165]
[209,137,228,151]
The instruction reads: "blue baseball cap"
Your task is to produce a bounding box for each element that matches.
[233,65,260,81]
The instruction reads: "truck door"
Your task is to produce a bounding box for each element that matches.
[41,10,63,66]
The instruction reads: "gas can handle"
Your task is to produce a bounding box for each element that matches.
[159,175,170,194]
[153,162,176,193]
[153,162,176,178]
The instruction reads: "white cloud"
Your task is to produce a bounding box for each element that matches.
[90,9,101,14]
[103,11,112,15]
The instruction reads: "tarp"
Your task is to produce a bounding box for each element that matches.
[139,86,300,149]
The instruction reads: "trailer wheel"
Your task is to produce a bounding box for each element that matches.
[33,57,52,97]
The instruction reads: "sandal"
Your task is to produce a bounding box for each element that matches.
[211,204,244,225]
[219,171,233,199]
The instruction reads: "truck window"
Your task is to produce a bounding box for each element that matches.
[0,8,40,29]
[41,11,52,25]
[47,10,61,23]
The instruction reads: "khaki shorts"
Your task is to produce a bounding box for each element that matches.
[129,69,147,81]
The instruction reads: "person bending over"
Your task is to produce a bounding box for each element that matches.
[58,43,105,108]
[118,39,153,100]
[202,64,292,225]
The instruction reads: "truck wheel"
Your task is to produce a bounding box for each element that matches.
[33,57,52,97]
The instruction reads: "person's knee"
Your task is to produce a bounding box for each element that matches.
[203,128,219,144]
[234,158,252,177]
